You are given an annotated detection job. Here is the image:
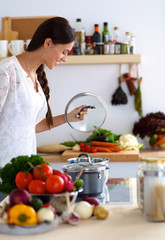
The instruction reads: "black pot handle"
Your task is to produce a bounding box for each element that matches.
[77,153,93,165]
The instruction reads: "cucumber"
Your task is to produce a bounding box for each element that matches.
[87,136,109,142]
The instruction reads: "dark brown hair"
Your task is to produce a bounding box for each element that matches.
[27,17,76,128]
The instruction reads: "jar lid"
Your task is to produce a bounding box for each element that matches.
[140,157,165,163]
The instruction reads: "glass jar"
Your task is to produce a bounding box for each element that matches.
[96,42,104,54]
[109,41,115,54]
[120,43,129,54]
[137,158,147,211]
[143,158,165,222]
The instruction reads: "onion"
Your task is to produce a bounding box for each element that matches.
[37,208,54,223]
[74,201,94,219]
[82,196,100,206]
[9,188,30,206]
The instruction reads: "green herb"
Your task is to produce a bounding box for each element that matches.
[60,141,77,147]
[0,155,48,194]
[86,126,121,143]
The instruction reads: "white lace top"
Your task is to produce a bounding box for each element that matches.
[0,56,47,167]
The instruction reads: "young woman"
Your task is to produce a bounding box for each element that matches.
[0,17,87,168]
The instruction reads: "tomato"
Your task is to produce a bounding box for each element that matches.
[79,142,85,148]
[15,171,33,189]
[91,147,98,153]
[28,179,46,194]
[33,163,53,180]
[157,134,163,139]
[45,175,64,194]
[53,169,63,175]
[42,204,56,216]
[53,170,70,190]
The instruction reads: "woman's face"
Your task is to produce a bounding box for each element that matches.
[44,39,74,69]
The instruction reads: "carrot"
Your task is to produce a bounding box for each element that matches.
[91,141,118,148]
[94,147,112,153]
[151,137,165,148]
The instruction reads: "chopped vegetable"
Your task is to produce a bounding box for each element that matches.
[0,155,48,194]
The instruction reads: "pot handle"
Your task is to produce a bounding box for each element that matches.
[77,153,93,165]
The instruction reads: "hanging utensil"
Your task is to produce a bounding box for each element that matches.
[134,64,143,117]
[125,64,136,96]
[111,64,128,105]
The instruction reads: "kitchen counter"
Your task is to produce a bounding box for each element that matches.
[1,178,165,240]
[41,149,165,163]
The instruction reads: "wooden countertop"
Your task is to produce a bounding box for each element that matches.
[41,149,165,163]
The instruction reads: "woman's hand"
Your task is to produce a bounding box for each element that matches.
[67,105,88,122]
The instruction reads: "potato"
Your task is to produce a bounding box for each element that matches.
[93,205,109,219]
[159,142,165,149]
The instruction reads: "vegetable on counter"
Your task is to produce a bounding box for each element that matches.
[0,155,48,194]
[117,134,143,150]
[86,126,121,143]
[8,204,38,226]
[151,137,165,148]
[37,144,72,153]
[133,112,165,147]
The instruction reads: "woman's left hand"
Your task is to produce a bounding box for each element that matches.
[67,105,88,122]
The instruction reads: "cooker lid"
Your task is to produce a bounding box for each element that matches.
[65,92,107,132]
[63,153,106,172]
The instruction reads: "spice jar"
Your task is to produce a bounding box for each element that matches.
[143,158,165,222]
[96,42,104,54]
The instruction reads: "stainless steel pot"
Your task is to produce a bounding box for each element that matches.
[67,156,110,184]
[62,153,109,196]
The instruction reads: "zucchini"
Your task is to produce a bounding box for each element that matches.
[87,136,109,142]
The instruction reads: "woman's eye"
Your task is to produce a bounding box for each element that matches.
[63,51,67,55]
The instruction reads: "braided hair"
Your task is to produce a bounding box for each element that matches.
[26,17,76,128]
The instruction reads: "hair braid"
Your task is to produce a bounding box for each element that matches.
[36,64,53,128]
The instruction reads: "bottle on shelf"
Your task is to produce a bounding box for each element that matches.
[113,26,120,42]
[75,18,86,55]
[130,34,136,54]
[102,22,110,43]
[125,31,131,43]
[121,31,131,54]
[92,24,101,43]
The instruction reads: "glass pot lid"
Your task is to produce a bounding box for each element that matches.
[65,92,107,132]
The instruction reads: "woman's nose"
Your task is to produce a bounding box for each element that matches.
[61,55,67,62]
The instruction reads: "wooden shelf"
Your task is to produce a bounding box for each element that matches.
[61,54,141,65]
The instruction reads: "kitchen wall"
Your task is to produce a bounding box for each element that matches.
[1,0,165,148]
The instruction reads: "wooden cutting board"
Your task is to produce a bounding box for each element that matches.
[61,150,139,162]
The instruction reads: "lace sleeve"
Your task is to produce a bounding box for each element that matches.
[0,69,10,112]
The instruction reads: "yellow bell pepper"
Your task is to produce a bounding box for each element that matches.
[8,204,38,226]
